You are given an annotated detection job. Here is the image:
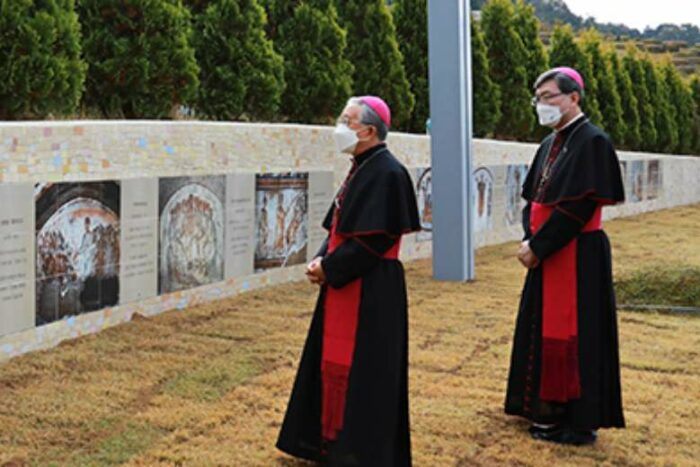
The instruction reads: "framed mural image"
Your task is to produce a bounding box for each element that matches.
[35,181,121,326]
[158,176,225,294]
[505,164,529,226]
[619,160,628,192]
[646,160,661,200]
[472,167,494,233]
[254,172,308,271]
[628,160,644,203]
[414,167,433,242]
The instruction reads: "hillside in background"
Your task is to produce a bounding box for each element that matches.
[471,0,700,44]
[467,0,700,75]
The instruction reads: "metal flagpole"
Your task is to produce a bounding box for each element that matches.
[427,0,475,281]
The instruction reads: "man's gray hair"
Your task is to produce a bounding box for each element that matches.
[347,97,389,141]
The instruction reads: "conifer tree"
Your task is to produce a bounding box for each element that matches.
[262,0,352,123]
[690,75,700,155]
[513,0,548,88]
[481,0,533,140]
[335,0,415,128]
[661,59,693,154]
[393,0,429,133]
[79,0,199,118]
[513,0,548,139]
[185,0,209,15]
[548,24,603,125]
[641,56,676,153]
[471,16,501,137]
[623,46,657,151]
[606,49,641,149]
[189,0,284,121]
[0,0,86,119]
[580,30,625,144]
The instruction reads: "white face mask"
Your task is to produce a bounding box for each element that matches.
[333,124,360,154]
[536,103,564,127]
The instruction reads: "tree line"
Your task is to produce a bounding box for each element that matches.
[1,0,699,155]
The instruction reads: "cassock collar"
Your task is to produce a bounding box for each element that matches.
[556,112,586,137]
[353,143,387,167]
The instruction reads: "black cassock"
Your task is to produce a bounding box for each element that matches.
[277,144,420,466]
[505,116,626,430]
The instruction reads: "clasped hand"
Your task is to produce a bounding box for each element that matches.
[517,241,539,269]
[306,257,326,285]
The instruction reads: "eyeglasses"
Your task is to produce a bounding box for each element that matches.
[336,115,362,126]
[531,92,566,107]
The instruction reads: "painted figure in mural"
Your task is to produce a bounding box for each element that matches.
[94,223,120,307]
[506,165,528,225]
[647,161,660,200]
[274,191,287,253]
[505,67,626,445]
[285,195,305,254]
[633,167,644,201]
[473,168,494,232]
[77,216,97,278]
[477,178,487,216]
[258,193,270,256]
[277,96,420,466]
[422,171,432,224]
[164,189,221,290]
[37,229,75,323]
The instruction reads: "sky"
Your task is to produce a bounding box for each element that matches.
[563,0,700,30]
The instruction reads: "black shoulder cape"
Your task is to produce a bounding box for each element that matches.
[522,118,625,206]
[323,146,421,237]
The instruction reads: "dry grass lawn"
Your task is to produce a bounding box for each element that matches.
[1,204,699,467]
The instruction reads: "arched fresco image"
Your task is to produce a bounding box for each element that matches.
[415,167,433,242]
[158,176,225,294]
[35,182,121,326]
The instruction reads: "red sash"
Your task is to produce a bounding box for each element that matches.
[530,202,602,402]
[321,219,401,441]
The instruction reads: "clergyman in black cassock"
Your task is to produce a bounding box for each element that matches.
[277,96,420,466]
[505,67,626,446]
